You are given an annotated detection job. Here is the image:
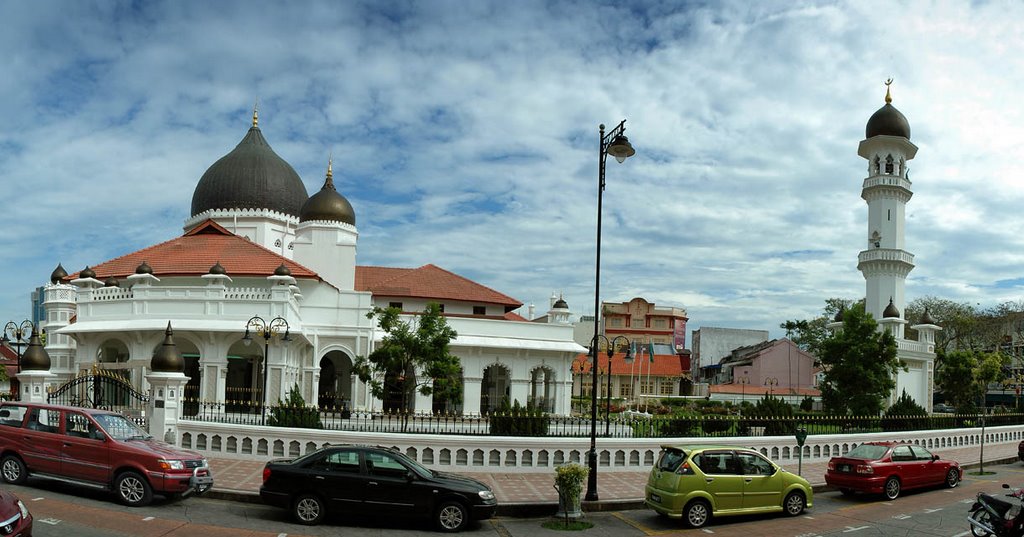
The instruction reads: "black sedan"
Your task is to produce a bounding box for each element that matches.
[259,444,497,532]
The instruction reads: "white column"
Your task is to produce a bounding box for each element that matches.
[510,378,529,407]
[16,371,55,404]
[463,376,482,416]
[146,372,189,443]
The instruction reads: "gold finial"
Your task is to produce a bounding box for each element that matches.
[327,155,333,180]
[884,78,893,104]
[252,100,259,127]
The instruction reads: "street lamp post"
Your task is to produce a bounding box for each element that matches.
[587,119,636,503]
[242,316,291,425]
[738,376,750,408]
[764,377,779,396]
[2,320,34,374]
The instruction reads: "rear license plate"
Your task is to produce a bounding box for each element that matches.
[650,493,662,503]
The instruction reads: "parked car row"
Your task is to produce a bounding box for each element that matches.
[644,441,962,528]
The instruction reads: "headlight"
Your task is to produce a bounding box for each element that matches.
[478,490,495,501]
[158,459,185,470]
[16,500,28,518]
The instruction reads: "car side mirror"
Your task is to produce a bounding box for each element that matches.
[932,455,939,461]
[406,470,416,482]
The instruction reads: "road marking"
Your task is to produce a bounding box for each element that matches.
[38,518,61,525]
[31,497,43,501]
[924,508,943,513]
[803,515,815,519]
[842,526,870,533]
[143,516,155,521]
[961,499,976,504]
[278,534,288,537]
[702,529,714,534]
[892,514,911,520]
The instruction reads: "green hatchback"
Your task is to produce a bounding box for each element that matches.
[645,445,812,528]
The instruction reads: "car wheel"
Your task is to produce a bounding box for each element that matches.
[436,500,469,532]
[115,471,153,507]
[684,499,711,528]
[784,491,805,516]
[883,477,901,500]
[945,468,960,488]
[292,494,326,525]
[839,488,855,497]
[0,455,27,485]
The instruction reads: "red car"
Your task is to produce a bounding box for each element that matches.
[825,441,961,500]
[0,489,31,536]
[0,402,213,507]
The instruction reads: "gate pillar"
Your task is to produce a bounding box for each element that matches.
[16,370,55,403]
[146,372,189,444]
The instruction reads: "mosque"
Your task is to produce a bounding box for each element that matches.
[35,108,585,417]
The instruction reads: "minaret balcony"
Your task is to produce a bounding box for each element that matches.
[857,248,915,273]
[861,175,913,201]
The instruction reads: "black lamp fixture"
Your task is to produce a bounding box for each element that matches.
[2,320,34,374]
[242,315,291,425]
[587,119,635,502]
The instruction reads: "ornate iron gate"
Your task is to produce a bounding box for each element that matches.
[47,368,150,428]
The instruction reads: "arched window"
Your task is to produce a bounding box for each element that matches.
[873,156,880,175]
[885,154,894,174]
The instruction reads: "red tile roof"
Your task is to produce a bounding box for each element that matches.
[355,264,521,307]
[65,220,320,281]
[572,352,686,377]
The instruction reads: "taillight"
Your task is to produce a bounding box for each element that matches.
[262,466,271,483]
[675,462,694,475]
[827,461,835,471]
[856,464,874,475]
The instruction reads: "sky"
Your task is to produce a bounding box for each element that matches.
[2,0,1023,341]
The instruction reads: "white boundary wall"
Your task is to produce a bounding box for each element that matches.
[178,420,1024,473]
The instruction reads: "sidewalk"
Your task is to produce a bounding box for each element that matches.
[204,441,1022,516]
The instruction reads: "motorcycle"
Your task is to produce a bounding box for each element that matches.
[969,484,1024,537]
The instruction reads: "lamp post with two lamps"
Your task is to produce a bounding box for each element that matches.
[242,316,291,425]
[2,320,34,374]
[764,377,779,396]
[589,335,632,436]
[587,119,636,502]
[738,375,750,408]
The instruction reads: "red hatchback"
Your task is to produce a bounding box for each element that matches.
[0,489,31,536]
[825,442,961,500]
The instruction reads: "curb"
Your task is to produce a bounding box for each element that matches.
[202,456,1023,519]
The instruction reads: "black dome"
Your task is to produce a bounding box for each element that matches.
[50,263,67,284]
[866,103,911,140]
[883,298,901,319]
[150,322,184,373]
[191,125,309,218]
[20,329,50,371]
[299,164,356,225]
[553,298,568,309]
[80,266,96,279]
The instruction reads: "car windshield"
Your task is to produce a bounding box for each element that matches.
[393,449,432,477]
[844,444,890,460]
[657,448,687,472]
[93,413,151,441]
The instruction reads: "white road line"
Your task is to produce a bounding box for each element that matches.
[278,534,288,537]
[952,532,971,537]
[31,497,43,501]
[924,508,943,513]
[142,516,155,521]
[38,518,61,525]
[842,526,870,533]
[892,514,911,520]
[702,529,715,534]
[803,515,815,519]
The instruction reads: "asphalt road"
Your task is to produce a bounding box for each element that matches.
[8,462,1024,536]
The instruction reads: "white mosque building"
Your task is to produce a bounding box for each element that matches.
[840,82,940,410]
[35,108,585,417]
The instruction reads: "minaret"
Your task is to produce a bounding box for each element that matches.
[856,80,917,338]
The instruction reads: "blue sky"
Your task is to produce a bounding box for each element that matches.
[2,1,1024,339]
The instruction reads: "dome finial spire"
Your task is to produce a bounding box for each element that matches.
[252,99,259,128]
[884,78,893,104]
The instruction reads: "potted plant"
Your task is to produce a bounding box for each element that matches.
[553,462,589,520]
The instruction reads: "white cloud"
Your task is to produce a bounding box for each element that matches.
[1,0,1023,339]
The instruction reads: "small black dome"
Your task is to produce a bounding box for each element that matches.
[833,307,845,322]
[150,322,184,373]
[191,123,309,218]
[50,263,67,284]
[104,277,119,287]
[135,261,153,274]
[20,328,50,371]
[80,266,96,279]
[299,164,356,225]
[274,263,291,276]
[866,103,911,140]
[920,307,936,325]
[553,298,568,309]
[883,298,901,318]
[209,262,227,275]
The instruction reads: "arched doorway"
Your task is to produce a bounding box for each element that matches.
[226,339,263,413]
[96,338,131,406]
[481,364,510,414]
[529,366,556,413]
[317,351,353,410]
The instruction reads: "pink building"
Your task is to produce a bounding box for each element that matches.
[711,339,820,404]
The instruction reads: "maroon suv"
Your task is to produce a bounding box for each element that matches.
[0,402,212,507]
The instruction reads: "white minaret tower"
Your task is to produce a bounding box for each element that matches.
[856,80,917,339]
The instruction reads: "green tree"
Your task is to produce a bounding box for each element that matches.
[937,350,979,412]
[268,384,323,429]
[781,298,857,358]
[353,303,461,418]
[818,303,904,415]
